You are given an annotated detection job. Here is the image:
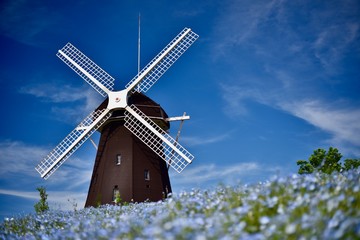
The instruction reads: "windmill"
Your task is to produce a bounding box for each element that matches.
[35,28,198,206]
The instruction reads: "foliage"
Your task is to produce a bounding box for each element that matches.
[343,158,360,171]
[297,147,359,174]
[114,192,122,206]
[1,170,360,239]
[297,160,314,174]
[33,186,49,214]
[95,194,102,208]
[67,198,78,212]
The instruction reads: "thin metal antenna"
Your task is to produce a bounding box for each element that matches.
[138,13,141,74]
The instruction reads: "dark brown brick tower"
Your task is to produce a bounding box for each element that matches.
[85,93,172,206]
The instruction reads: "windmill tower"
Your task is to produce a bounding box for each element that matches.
[35,28,198,206]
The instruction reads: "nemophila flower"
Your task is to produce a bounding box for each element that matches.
[1,170,360,239]
[285,223,297,234]
[259,216,270,225]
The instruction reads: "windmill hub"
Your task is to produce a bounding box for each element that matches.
[107,90,128,110]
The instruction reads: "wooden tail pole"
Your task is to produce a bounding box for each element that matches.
[168,112,187,170]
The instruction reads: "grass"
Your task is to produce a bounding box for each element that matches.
[1,169,359,239]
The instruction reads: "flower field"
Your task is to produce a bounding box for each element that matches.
[1,169,359,239]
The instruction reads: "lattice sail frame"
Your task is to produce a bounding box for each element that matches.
[124,105,194,173]
[57,43,115,97]
[125,28,199,93]
[35,109,111,179]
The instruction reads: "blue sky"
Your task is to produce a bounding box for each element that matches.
[0,0,359,219]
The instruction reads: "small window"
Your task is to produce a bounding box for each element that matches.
[144,170,150,181]
[116,154,122,165]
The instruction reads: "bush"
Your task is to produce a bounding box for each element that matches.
[297,147,359,174]
[343,158,360,171]
[34,186,49,214]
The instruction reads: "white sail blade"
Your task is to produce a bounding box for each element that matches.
[35,108,112,179]
[125,28,199,93]
[57,43,114,97]
[124,104,194,173]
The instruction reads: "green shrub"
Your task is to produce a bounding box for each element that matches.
[343,158,360,171]
[297,147,359,174]
[34,186,49,214]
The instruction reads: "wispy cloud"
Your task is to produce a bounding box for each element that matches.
[46,154,95,191]
[0,189,38,200]
[171,161,281,190]
[213,0,359,71]
[220,78,360,152]
[20,84,89,103]
[21,83,103,123]
[214,0,360,154]
[313,23,359,74]
[174,9,204,18]
[0,188,87,211]
[181,132,231,146]
[0,139,95,186]
[47,191,88,210]
[280,100,360,151]
[174,162,259,184]
[0,139,94,209]
[0,0,58,46]
[220,83,360,154]
[0,140,48,177]
[212,0,283,58]
[220,84,267,117]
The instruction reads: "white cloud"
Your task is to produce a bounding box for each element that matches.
[20,84,89,103]
[313,23,359,74]
[181,132,231,146]
[0,140,48,177]
[170,161,281,190]
[0,189,38,200]
[0,188,87,211]
[212,0,284,58]
[215,0,360,155]
[0,0,58,46]
[220,80,360,154]
[213,0,359,66]
[46,155,94,191]
[175,162,259,183]
[21,83,103,123]
[0,139,95,186]
[280,100,360,149]
[220,84,267,117]
[0,139,94,209]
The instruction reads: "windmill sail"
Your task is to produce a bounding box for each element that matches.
[35,109,111,179]
[57,43,115,97]
[124,104,194,173]
[125,28,199,93]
